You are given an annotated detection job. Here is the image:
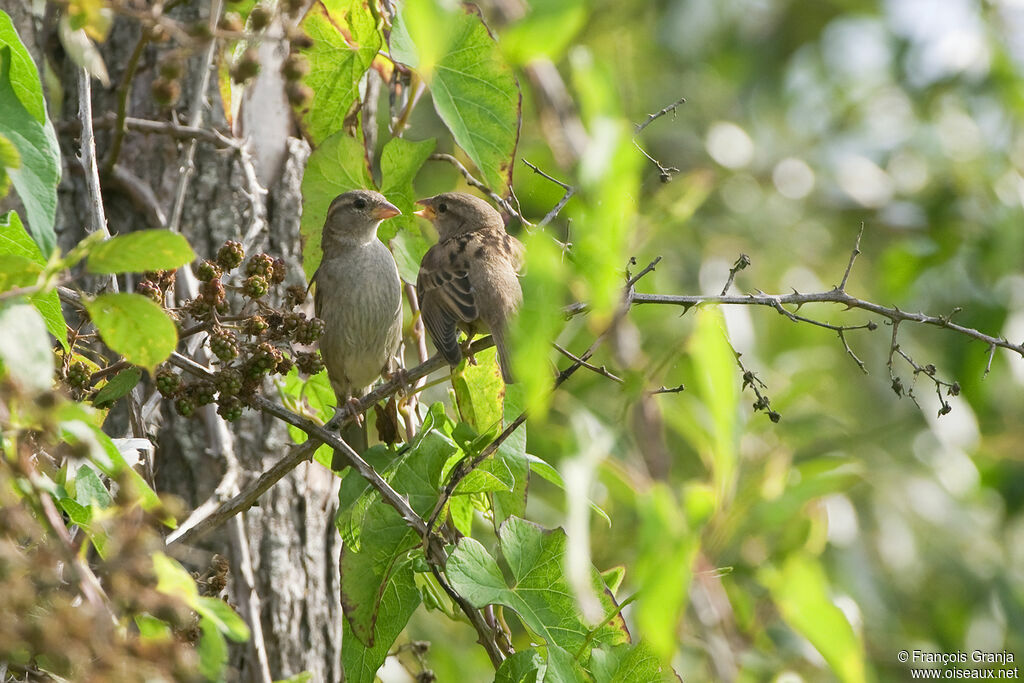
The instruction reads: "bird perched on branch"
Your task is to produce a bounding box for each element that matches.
[414,192,523,383]
[312,190,403,469]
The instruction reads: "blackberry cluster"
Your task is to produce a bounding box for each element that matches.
[66,362,90,389]
[157,239,327,423]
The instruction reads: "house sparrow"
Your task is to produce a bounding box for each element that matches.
[312,190,403,468]
[414,192,523,383]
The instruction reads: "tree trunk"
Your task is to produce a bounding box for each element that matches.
[4,3,341,680]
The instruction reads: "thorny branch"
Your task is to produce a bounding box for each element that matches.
[633,95,686,182]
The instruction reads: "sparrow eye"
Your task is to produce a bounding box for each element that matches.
[353,198,367,210]
[437,202,448,213]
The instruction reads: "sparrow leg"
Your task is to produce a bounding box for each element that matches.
[460,336,478,366]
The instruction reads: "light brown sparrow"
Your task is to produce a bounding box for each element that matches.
[414,192,523,383]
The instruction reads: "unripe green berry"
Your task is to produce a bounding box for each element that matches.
[245,274,269,298]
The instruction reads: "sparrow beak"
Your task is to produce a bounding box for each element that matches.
[413,200,435,220]
[371,201,402,220]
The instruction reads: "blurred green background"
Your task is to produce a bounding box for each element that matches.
[403,0,1024,680]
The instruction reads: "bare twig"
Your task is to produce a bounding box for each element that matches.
[720,254,750,296]
[101,29,152,175]
[839,224,864,292]
[634,95,687,135]
[428,153,522,220]
[522,159,574,227]
[166,0,224,236]
[553,343,622,384]
[632,95,686,182]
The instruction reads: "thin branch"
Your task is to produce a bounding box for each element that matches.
[428,153,523,220]
[634,95,687,135]
[101,28,151,175]
[77,70,113,243]
[522,159,574,227]
[632,95,686,182]
[553,343,623,384]
[839,224,864,292]
[166,0,223,236]
[720,254,750,296]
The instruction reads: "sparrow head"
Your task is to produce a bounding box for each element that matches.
[414,192,504,240]
[322,190,401,249]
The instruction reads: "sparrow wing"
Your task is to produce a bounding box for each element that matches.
[417,242,478,365]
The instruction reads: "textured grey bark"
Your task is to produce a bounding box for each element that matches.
[5,4,342,680]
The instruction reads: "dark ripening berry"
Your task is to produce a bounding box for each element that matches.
[245,274,269,299]
[187,297,213,320]
[217,241,245,270]
[158,56,184,80]
[281,0,304,18]
[296,317,326,344]
[231,48,261,84]
[251,342,282,375]
[209,326,239,361]
[151,77,181,107]
[245,315,269,336]
[270,257,287,284]
[288,28,314,50]
[213,368,243,397]
[282,312,305,336]
[195,260,221,282]
[217,395,243,421]
[218,12,243,33]
[136,280,163,304]
[187,380,216,406]
[285,82,313,108]
[285,284,307,307]
[296,351,324,375]
[276,355,294,375]
[281,54,310,81]
[187,21,214,41]
[175,396,195,417]
[155,369,182,398]
[67,362,91,388]
[200,277,226,307]
[249,5,272,31]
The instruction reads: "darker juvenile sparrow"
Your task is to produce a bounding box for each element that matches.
[414,192,523,383]
[312,189,403,468]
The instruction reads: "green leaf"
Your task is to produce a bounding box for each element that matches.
[0,131,20,168]
[0,302,54,393]
[342,560,421,683]
[298,0,381,145]
[84,293,177,372]
[135,614,173,642]
[59,497,91,526]
[394,0,520,195]
[299,131,374,280]
[509,233,565,417]
[496,649,545,683]
[57,16,108,87]
[74,464,112,509]
[197,616,229,681]
[91,367,142,408]
[445,517,630,657]
[339,422,456,646]
[0,11,48,122]
[0,211,67,349]
[689,307,738,502]
[0,252,40,291]
[0,46,60,256]
[525,453,611,527]
[197,596,251,643]
[759,554,867,683]
[85,230,195,274]
[153,552,200,607]
[632,485,698,663]
[589,641,678,683]
[378,136,436,282]
[452,346,506,434]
